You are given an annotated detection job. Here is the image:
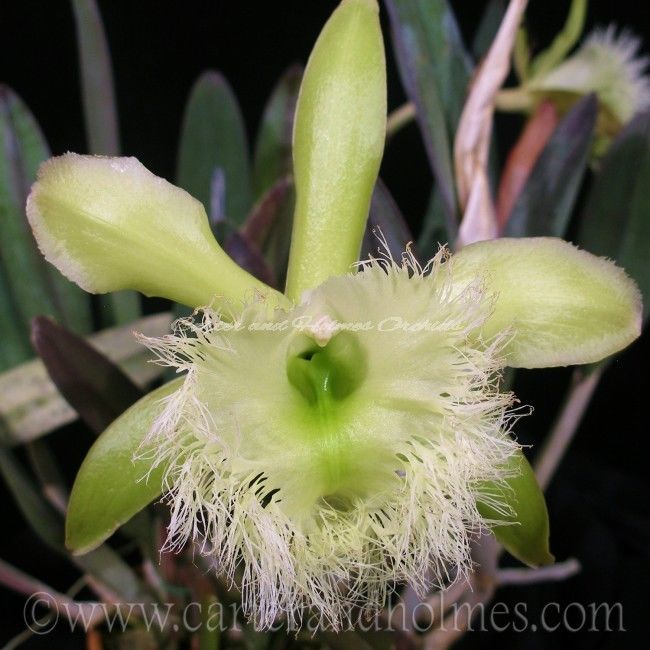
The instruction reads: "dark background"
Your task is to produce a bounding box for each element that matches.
[1,1,648,648]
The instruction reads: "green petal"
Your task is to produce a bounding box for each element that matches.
[452,237,642,368]
[285,0,386,301]
[66,379,182,554]
[477,449,554,567]
[27,154,283,310]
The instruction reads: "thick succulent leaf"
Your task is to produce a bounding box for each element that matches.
[472,0,506,60]
[385,0,473,235]
[417,187,449,255]
[451,237,642,368]
[0,87,92,337]
[0,268,31,370]
[504,95,597,238]
[477,449,554,567]
[0,447,63,548]
[26,154,281,309]
[578,111,650,322]
[0,312,172,446]
[66,380,182,554]
[177,71,253,226]
[252,65,302,198]
[70,0,120,156]
[31,316,143,435]
[0,446,149,601]
[362,178,417,261]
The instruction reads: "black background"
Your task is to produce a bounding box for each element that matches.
[1,1,648,648]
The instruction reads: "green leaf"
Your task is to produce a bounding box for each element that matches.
[66,379,182,554]
[385,0,473,235]
[0,447,62,548]
[472,0,506,61]
[177,71,253,226]
[0,268,31,370]
[0,446,150,601]
[477,449,554,567]
[0,312,172,446]
[504,94,597,238]
[31,316,143,435]
[252,64,302,198]
[577,111,650,322]
[451,237,642,368]
[70,0,120,155]
[417,187,449,255]
[0,87,93,338]
[362,178,417,261]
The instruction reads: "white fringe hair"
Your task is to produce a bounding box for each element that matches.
[137,245,521,630]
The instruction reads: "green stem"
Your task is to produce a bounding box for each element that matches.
[386,102,416,139]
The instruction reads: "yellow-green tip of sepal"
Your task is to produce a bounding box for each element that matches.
[285,0,386,301]
[26,154,283,310]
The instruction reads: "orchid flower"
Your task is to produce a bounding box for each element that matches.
[497,0,650,156]
[26,0,641,630]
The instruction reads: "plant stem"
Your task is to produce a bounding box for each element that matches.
[386,102,415,139]
[534,366,603,490]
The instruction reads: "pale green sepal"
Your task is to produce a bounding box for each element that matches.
[66,379,182,555]
[452,237,642,369]
[477,449,554,568]
[285,0,386,301]
[529,0,587,78]
[26,154,284,310]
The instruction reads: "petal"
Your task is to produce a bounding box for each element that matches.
[66,379,182,554]
[452,237,642,368]
[27,154,282,309]
[477,448,554,567]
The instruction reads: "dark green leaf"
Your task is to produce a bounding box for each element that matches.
[0,269,31,370]
[477,449,554,567]
[70,0,120,155]
[0,86,93,340]
[66,380,182,554]
[98,291,142,329]
[504,94,597,238]
[385,0,473,236]
[0,312,173,447]
[252,64,302,198]
[578,110,650,321]
[0,446,63,548]
[417,187,449,255]
[31,316,143,435]
[0,446,149,601]
[472,0,507,60]
[362,178,418,261]
[177,71,253,227]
